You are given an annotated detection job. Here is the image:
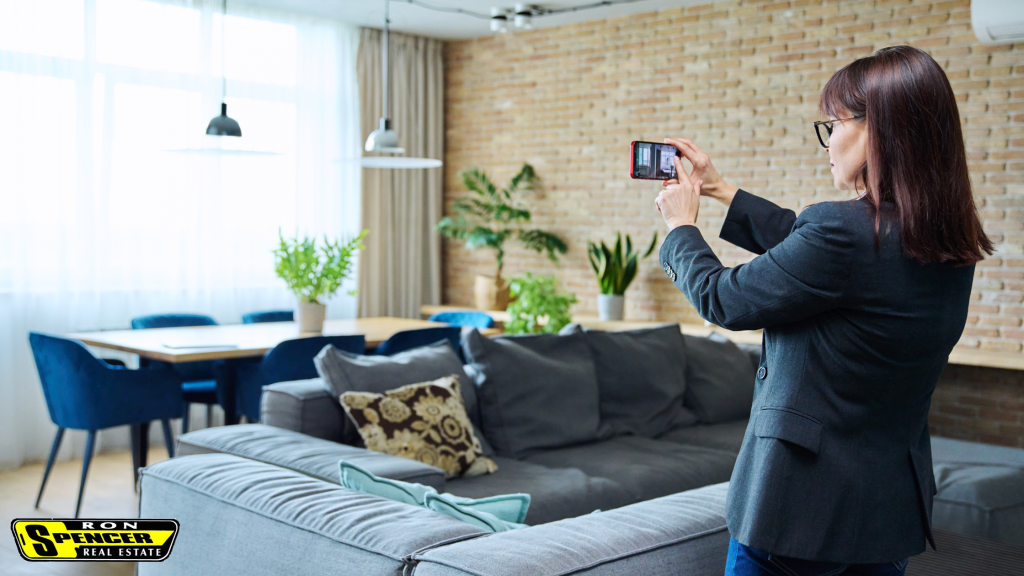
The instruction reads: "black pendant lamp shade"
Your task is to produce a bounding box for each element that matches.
[206,102,241,137]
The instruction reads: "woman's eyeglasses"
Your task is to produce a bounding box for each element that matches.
[813,116,863,149]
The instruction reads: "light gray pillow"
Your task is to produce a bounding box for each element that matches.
[682,334,756,424]
[566,324,697,438]
[462,329,600,459]
[314,340,493,456]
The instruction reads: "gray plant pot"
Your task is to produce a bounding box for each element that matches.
[296,301,326,333]
[598,294,625,321]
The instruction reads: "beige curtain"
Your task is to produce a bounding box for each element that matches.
[357,27,444,318]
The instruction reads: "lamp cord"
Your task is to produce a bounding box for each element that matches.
[221,0,227,105]
[383,0,389,122]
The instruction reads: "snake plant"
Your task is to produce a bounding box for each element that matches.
[587,232,658,296]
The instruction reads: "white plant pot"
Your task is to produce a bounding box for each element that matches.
[296,301,326,333]
[598,294,625,321]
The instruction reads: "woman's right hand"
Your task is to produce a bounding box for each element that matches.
[661,138,738,206]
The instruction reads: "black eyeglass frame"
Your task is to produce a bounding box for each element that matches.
[813,116,864,149]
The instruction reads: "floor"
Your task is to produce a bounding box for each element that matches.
[0,446,169,575]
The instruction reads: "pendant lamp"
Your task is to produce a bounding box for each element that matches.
[208,0,240,137]
[167,0,279,156]
[361,0,442,169]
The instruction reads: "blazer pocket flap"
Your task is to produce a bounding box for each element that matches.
[755,408,822,455]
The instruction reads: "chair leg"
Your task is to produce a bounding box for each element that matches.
[161,419,175,458]
[181,402,191,435]
[35,427,65,508]
[206,404,214,429]
[75,431,97,519]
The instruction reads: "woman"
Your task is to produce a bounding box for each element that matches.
[655,46,993,576]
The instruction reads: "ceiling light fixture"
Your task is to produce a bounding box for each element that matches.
[208,0,240,137]
[490,7,509,33]
[514,3,533,29]
[361,0,442,169]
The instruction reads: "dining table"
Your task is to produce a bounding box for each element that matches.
[68,316,494,476]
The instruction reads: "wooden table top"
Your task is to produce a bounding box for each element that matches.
[421,305,1024,371]
[71,317,465,363]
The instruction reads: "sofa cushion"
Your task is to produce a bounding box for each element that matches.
[425,493,528,533]
[340,460,530,526]
[683,334,756,424]
[930,436,1024,545]
[445,457,634,526]
[571,324,697,438]
[462,329,601,458]
[177,423,446,491]
[524,436,737,502]
[340,375,497,479]
[314,341,493,456]
[658,419,750,454]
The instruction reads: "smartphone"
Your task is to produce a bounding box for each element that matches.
[630,141,681,180]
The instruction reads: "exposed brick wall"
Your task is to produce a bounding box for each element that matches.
[441,0,1024,446]
[931,364,1024,448]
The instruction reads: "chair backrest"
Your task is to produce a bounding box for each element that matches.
[235,335,366,422]
[130,314,218,382]
[375,327,463,361]
[428,311,495,329]
[242,310,294,324]
[28,332,117,430]
[131,314,217,330]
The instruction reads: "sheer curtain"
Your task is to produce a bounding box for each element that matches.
[0,0,362,469]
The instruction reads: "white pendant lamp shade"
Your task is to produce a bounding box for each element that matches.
[361,0,441,169]
[364,118,404,154]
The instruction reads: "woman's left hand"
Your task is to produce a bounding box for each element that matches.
[655,155,703,232]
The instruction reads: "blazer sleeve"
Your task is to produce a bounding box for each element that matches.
[659,202,855,331]
[719,189,798,254]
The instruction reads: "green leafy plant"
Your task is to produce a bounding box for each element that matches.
[587,232,658,295]
[505,273,578,335]
[273,229,369,304]
[436,164,567,276]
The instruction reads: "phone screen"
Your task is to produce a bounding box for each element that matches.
[632,141,680,180]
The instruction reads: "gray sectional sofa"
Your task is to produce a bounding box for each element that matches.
[138,327,1024,575]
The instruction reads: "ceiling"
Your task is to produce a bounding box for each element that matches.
[234,0,704,40]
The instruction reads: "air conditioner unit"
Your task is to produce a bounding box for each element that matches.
[972,0,1024,45]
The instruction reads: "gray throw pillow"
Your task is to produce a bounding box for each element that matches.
[569,324,697,438]
[682,333,756,424]
[462,329,600,459]
[314,340,494,456]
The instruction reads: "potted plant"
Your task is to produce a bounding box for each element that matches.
[587,232,657,321]
[505,273,578,335]
[273,229,368,333]
[436,163,567,311]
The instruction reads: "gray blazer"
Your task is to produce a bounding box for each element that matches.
[659,190,975,564]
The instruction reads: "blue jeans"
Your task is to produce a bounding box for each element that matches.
[725,537,909,576]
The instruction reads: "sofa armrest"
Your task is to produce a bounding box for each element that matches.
[261,377,347,443]
[139,454,483,576]
[177,424,446,491]
[410,483,730,576]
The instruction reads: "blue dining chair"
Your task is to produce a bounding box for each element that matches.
[427,310,495,329]
[28,332,183,518]
[234,335,366,423]
[242,310,294,324]
[131,314,222,433]
[375,327,464,362]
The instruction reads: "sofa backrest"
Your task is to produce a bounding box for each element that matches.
[410,482,730,576]
[139,454,484,576]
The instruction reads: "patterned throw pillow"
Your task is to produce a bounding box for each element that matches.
[339,375,498,479]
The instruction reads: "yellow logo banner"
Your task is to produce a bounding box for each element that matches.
[11,519,178,562]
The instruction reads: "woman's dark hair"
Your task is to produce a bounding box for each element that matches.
[819,45,993,266]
